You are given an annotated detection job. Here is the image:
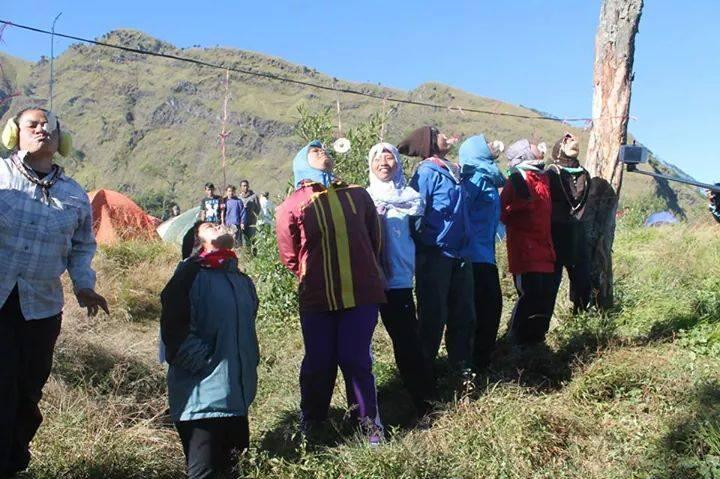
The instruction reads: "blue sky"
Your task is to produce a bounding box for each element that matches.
[2,0,718,183]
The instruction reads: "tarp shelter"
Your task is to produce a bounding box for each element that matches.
[157,206,201,245]
[644,211,679,227]
[88,189,160,245]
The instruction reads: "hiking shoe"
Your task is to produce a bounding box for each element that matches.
[359,418,384,447]
[460,368,476,391]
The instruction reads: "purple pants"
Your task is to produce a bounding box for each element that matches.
[299,304,380,425]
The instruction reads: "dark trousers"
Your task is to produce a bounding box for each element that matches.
[0,287,61,477]
[378,289,435,414]
[175,416,249,479]
[299,304,380,424]
[509,273,557,345]
[415,248,476,370]
[552,261,592,314]
[240,227,256,256]
[472,263,503,369]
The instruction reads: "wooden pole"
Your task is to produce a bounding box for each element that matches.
[219,69,230,189]
[584,0,644,309]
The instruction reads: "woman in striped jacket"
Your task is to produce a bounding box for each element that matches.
[275,140,386,445]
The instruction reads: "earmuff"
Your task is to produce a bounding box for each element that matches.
[1,113,73,157]
[1,118,19,150]
[58,131,73,157]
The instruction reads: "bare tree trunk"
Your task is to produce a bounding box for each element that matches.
[584,0,643,309]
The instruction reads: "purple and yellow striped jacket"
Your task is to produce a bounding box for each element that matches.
[276,180,386,313]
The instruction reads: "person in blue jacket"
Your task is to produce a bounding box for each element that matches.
[399,126,476,377]
[459,135,506,371]
[160,223,259,479]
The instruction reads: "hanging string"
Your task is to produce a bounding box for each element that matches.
[379,95,388,143]
[332,78,343,137]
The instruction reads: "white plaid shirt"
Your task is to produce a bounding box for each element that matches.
[0,155,97,320]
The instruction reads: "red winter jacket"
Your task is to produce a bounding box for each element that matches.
[275,180,386,313]
[500,169,556,274]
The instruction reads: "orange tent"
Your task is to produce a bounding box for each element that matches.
[88,189,160,245]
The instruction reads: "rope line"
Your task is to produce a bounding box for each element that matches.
[0,19,631,125]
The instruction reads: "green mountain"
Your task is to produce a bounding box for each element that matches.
[0,29,705,218]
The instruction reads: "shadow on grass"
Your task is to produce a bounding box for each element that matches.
[477,307,624,394]
[649,381,720,479]
[53,337,166,402]
[259,406,352,461]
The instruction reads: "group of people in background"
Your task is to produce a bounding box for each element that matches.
[272,126,594,457]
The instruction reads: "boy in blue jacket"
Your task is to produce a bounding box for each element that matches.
[161,223,259,479]
[400,126,476,377]
[459,135,505,371]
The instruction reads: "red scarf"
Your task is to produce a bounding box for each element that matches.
[198,249,237,269]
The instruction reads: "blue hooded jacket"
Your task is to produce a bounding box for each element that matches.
[459,135,505,264]
[293,140,333,187]
[410,158,468,258]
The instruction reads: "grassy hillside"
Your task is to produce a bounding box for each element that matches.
[0,29,705,219]
[22,218,720,479]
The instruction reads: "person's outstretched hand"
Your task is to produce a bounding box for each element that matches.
[76,289,110,317]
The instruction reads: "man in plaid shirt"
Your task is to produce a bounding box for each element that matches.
[0,107,109,478]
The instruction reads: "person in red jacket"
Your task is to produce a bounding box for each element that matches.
[275,140,386,445]
[500,139,557,345]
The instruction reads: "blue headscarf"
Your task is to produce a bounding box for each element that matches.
[459,135,505,188]
[293,140,334,187]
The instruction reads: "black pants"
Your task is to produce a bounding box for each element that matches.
[472,263,503,370]
[551,222,592,313]
[378,289,435,414]
[509,273,557,345]
[552,261,592,313]
[240,227,257,256]
[415,248,476,371]
[175,416,249,479]
[0,287,61,477]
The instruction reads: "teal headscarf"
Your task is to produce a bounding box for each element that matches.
[459,135,505,188]
[293,140,334,187]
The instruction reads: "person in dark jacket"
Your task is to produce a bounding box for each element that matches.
[199,183,222,224]
[459,135,505,370]
[501,139,557,345]
[708,184,720,224]
[238,180,261,253]
[546,133,592,313]
[275,140,386,445]
[161,223,259,479]
[400,126,476,376]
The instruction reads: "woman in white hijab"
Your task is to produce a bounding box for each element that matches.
[367,143,435,419]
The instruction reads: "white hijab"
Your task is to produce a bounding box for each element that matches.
[367,143,423,215]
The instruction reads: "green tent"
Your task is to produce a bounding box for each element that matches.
[157,206,200,245]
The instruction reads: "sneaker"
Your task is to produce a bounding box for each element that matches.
[359,418,384,447]
[458,368,477,399]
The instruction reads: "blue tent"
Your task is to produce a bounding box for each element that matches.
[644,211,679,227]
